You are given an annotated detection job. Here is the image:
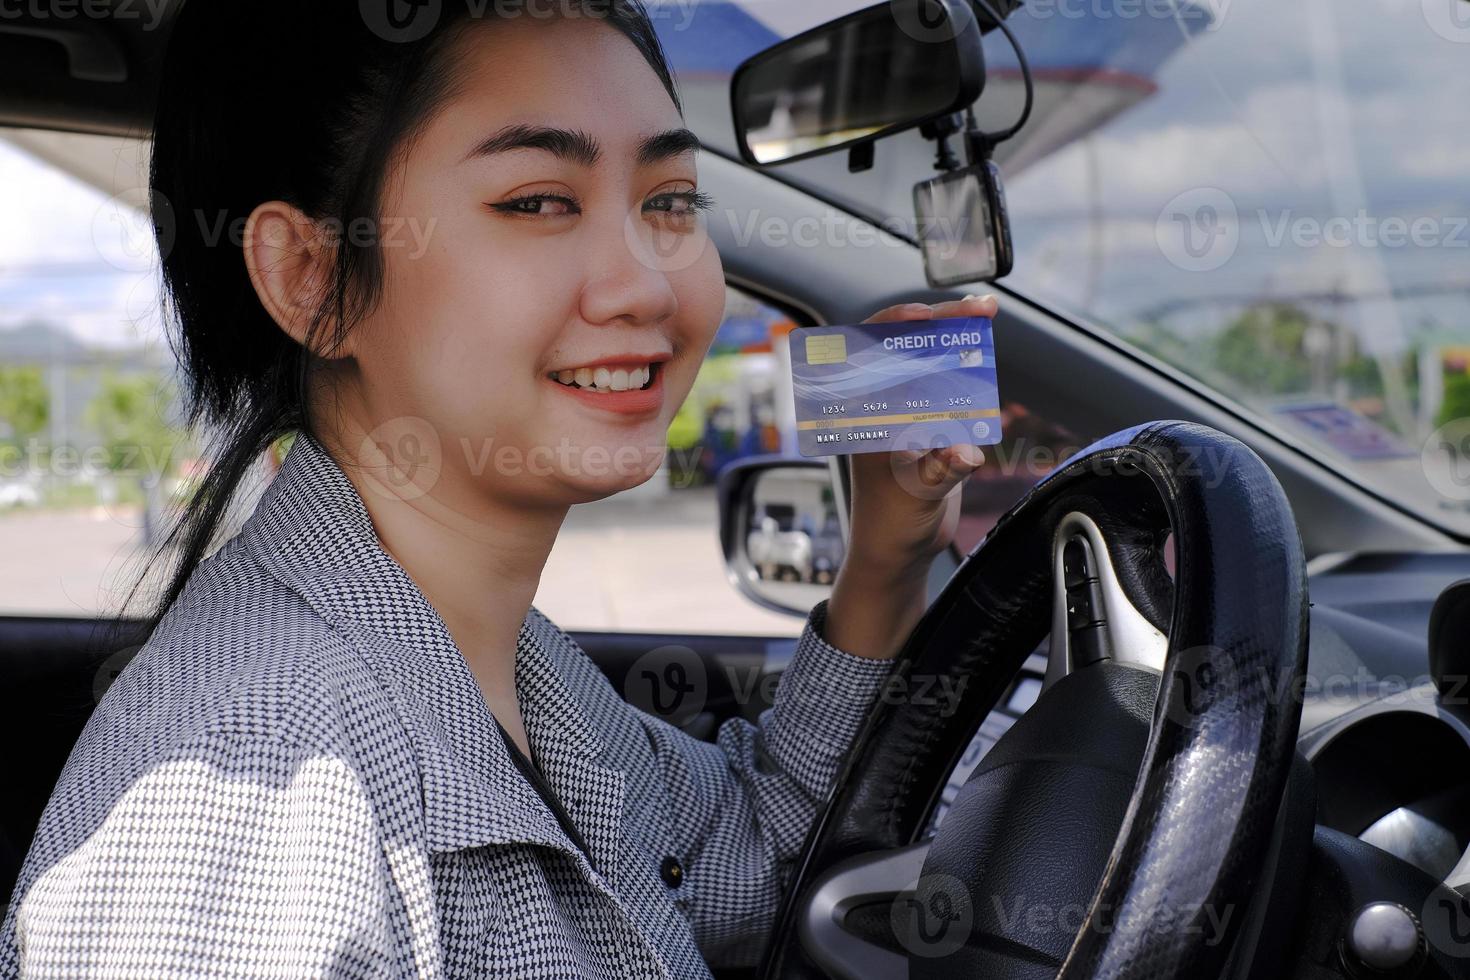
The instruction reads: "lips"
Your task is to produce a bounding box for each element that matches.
[543,357,668,417]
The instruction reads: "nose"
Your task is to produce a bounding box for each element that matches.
[578,209,683,328]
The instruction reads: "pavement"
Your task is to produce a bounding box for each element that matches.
[0,487,806,636]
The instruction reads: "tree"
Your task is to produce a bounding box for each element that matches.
[1213,303,1314,396]
[1437,372,1470,432]
[0,365,50,448]
[84,372,188,477]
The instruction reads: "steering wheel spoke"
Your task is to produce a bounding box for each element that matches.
[1044,510,1169,691]
[762,422,1310,980]
[796,843,932,980]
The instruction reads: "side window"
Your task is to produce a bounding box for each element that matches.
[0,129,810,634]
[535,285,807,636]
[0,129,191,617]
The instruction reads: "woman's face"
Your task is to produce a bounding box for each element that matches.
[332,15,725,510]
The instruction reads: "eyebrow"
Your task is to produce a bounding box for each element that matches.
[460,124,702,168]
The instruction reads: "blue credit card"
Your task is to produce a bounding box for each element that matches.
[791,315,1002,458]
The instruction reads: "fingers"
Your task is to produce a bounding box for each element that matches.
[944,444,987,469]
[859,292,998,326]
[912,444,987,490]
[930,293,999,320]
[861,302,936,325]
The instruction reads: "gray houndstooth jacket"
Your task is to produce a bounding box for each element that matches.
[0,431,897,978]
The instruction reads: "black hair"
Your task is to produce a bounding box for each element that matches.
[111,0,682,646]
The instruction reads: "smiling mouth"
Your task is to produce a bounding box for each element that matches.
[547,362,659,394]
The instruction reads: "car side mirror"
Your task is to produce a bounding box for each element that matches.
[717,457,846,617]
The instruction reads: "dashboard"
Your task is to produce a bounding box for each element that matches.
[924,550,1470,895]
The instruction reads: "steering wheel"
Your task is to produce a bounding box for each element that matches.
[761,421,1311,980]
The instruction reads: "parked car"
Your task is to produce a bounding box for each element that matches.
[748,515,814,583]
[0,480,39,509]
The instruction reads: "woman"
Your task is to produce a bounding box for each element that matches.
[0,1,996,976]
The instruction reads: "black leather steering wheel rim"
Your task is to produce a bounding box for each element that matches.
[761,420,1310,980]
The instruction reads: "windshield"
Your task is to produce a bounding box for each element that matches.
[655,0,1470,537]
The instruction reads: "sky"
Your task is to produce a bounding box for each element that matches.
[0,136,166,352]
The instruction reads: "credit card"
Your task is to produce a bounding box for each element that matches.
[790,315,1001,458]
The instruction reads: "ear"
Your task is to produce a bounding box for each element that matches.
[242,202,353,359]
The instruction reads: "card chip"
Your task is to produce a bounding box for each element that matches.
[805,334,847,365]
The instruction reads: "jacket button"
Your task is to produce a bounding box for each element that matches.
[659,856,684,889]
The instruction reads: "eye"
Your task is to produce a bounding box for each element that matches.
[645,190,716,218]
[490,193,581,217]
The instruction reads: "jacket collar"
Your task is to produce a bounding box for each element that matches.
[240,431,626,883]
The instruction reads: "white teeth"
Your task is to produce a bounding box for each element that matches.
[551,363,655,392]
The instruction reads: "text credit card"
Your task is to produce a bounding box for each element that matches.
[791,316,1002,458]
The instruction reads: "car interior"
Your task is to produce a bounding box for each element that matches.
[3,1,1470,978]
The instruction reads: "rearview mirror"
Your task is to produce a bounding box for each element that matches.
[730,0,986,167]
[717,457,846,617]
